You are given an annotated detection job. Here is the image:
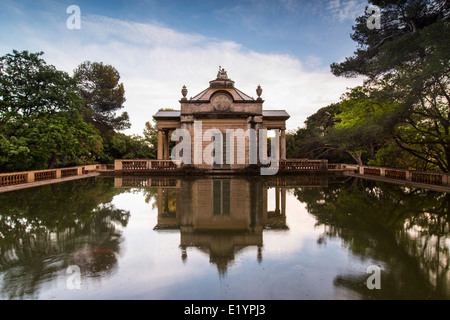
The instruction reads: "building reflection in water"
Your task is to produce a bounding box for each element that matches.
[115,175,327,275]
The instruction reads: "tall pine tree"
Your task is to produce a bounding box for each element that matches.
[331,0,450,172]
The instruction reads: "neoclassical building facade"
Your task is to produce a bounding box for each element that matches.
[152,68,290,171]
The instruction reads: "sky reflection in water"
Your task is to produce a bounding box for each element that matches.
[0,175,448,300]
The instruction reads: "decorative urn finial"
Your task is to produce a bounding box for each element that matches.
[181,85,188,100]
[256,85,262,100]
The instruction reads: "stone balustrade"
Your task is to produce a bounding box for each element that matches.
[354,165,449,186]
[279,159,328,170]
[0,164,100,188]
[114,159,182,171]
[2,161,448,191]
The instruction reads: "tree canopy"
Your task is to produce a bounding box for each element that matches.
[331,0,449,79]
[74,61,130,134]
[298,0,450,172]
[0,50,155,172]
[0,50,102,171]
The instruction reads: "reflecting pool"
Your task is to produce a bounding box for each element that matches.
[0,175,449,299]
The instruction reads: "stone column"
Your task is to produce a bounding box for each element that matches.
[252,116,263,166]
[254,122,263,166]
[275,187,280,214]
[157,129,163,160]
[280,129,286,160]
[164,130,170,160]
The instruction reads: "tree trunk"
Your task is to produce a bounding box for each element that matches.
[369,143,375,157]
[47,153,58,169]
[347,151,363,166]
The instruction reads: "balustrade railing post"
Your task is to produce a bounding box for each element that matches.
[114,159,123,171]
[405,171,412,181]
[320,159,327,171]
[443,174,449,186]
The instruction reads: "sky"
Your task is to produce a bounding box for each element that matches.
[0,0,368,135]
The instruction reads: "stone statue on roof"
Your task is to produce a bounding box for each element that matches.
[216,66,229,80]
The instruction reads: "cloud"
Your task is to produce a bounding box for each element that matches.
[1,9,363,135]
[2,0,25,16]
[327,0,367,22]
[83,15,208,48]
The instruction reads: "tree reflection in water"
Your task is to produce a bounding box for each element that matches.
[132,175,449,298]
[0,175,448,300]
[293,177,449,299]
[0,177,130,299]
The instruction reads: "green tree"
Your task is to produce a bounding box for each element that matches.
[73,61,130,135]
[286,103,351,162]
[326,86,399,165]
[98,132,155,163]
[143,120,158,158]
[142,108,176,159]
[73,61,163,164]
[367,140,436,170]
[331,0,450,172]
[389,67,450,172]
[0,50,102,171]
[330,0,449,79]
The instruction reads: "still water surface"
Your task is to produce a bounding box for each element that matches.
[0,175,448,300]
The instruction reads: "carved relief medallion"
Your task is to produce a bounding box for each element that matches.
[211,93,232,111]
